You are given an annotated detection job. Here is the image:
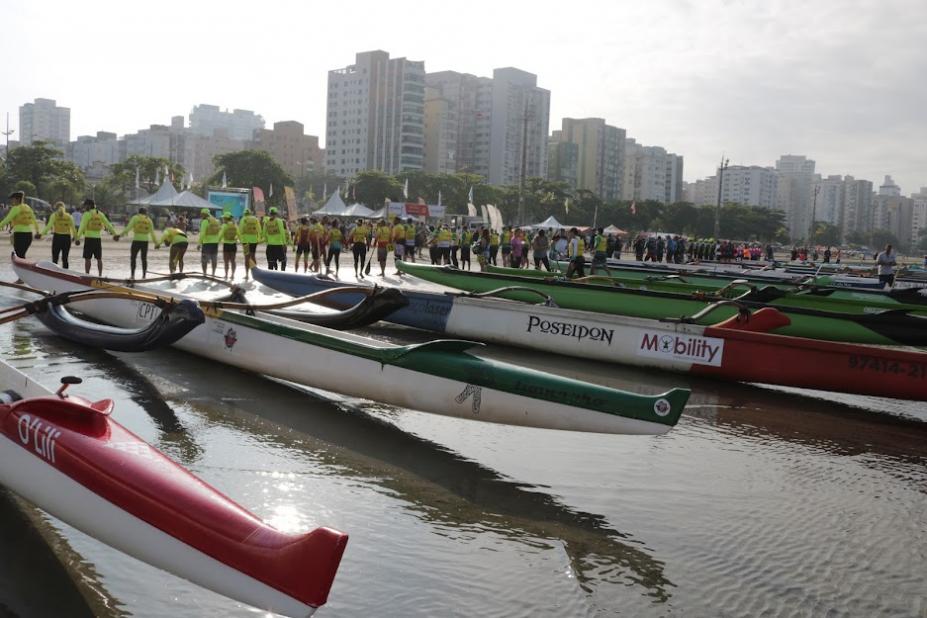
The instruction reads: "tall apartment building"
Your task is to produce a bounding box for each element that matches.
[547,131,579,190]
[910,187,927,250]
[122,124,174,160]
[424,68,549,186]
[69,131,120,171]
[251,121,323,180]
[551,118,625,201]
[622,139,683,204]
[775,155,816,240]
[841,177,874,239]
[811,174,846,227]
[19,98,70,146]
[325,50,426,177]
[423,86,458,174]
[189,105,264,141]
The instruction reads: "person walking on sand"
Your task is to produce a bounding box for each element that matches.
[75,199,117,276]
[43,201,76,268]
[120,207,158,279]
[219,213,240,279]
[1,191,42,258]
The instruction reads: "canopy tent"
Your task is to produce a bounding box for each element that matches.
[369,206,387,219]
[129,180,178,206]
[602,224,627,236]
[162,190,220,210]
[342,203,375,218]
[529,215,566,230]
[312,191,347,216]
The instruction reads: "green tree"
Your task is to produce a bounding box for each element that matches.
[297,170,344,205]
[869,229,900,251]
[810,222,841,247]
[1,142,86,205]
[109,156,185,195]
[352,170,403,208]
[209,150,291,208]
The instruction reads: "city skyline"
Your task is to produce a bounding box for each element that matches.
[4,0,925,192]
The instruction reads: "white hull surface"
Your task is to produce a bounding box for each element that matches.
[0,360,347,617]
[13,259,688,435]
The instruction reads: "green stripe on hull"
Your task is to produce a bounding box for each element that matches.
[397,262,908,346]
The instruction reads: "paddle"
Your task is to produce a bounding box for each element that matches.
[364,246,374,276]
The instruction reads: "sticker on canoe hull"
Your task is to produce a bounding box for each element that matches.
[637,331,725,367]
[653,398,671,416]
[455,384,482,415]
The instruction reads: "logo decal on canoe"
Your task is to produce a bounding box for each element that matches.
[455,383,482,415]
[653,398,671,417]
[526,315,614,345]
[224,328,238,349]
[637,331,725,367]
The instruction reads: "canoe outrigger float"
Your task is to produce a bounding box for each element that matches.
[252,268,927,402]
[0,359,347,617]
[12,257,689,435]
[396,262,927,346]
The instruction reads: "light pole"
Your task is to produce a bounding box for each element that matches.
[1,113,14,160]
[808,185,820,246]
[517,98,534,226]
[713,155,729,239]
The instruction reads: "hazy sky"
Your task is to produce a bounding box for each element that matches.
[5,0,926,192]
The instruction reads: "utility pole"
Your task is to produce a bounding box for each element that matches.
[1,113,14,160]
[808,185,820,246]
[518,98,532,226]
[713,155,729,239]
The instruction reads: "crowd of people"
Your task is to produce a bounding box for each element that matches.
[1,191,912,288]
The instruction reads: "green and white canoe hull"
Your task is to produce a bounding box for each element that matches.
[13,258,688,435]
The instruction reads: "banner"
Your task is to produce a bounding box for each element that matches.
[284,186,298,222]
[404,202,429,216]
[207,189,250,219]
[386,202,447,218]
[252,186,266,217]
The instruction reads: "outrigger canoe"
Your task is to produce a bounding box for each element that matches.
[252,268,927,402]
[396,262,927,346]
[13,257,689,435]
[0,359,347,616]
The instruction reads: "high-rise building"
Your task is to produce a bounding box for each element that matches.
[424,67,549,187]
[689,166,778,209]
[775,155,816,240]
[325,50,426,177]
[487,68,550,186]
[180,129,246,183]
[553,118,625,201]
[878,174,902,197]
[189,105,264,142]
[622,139,683,203]
[811,174,846,227]
[19,98,70,146]
[841,177,874,239]
[872,193,914,247]
[122,124,174,160]
[251,121,323,180]
[423,86,458,174]
[910,187,927,251]
[69,131,120,178]
[547,131,579,190]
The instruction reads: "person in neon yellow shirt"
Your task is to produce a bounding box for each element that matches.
[75,199,117,275]
[238,209,261,280]
[1,190,42,258]
[197,208,221,276]
[325,219,344,277]
[261,207,288,270]
[120,207,159,279]
[219,213,240,279]
[43,201,76,268]
[350,218,370,279]
[160,224,189,274]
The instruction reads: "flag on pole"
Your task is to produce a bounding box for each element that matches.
[468,185,474,204]
[134,167,140,190]
[403,178,409,200]
[564,198,570,214]
[269,183,274,198]
[323,182,328,201]
[630,200,637,215]
[221,171,228,188]
[188,171,194,189]
[154,167,160,186]
[437,190,442,207]
[351,183,356,201]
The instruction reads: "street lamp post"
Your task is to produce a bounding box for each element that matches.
[808,185,820,246]
[1,113,14,160]
[713,156,729,239]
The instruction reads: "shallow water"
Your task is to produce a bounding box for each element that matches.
[0,243,925,617]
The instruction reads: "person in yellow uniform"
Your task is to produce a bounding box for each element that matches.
[43,201,76,268]
[391,218,406,274]
[325,218,344,277]
[373,218,392,277]
[160,224,189,274]
[261,207,288,271]
[489,229,500,265]
[197,208,222,277]
[308,217,324,272]
[459,228,473,271]
[1,190,42,258]
[75,199,117,275]
[238,209,261,280]
[120,207,159,279]
[500,226,513,266]
[435,223,453,265]
[350,218,370,279]
[591,227,609,275]
[404,218,416,263]
[218,213,240,280]
[292,216,313,273]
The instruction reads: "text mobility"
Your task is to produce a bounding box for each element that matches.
[637,331,725,367]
